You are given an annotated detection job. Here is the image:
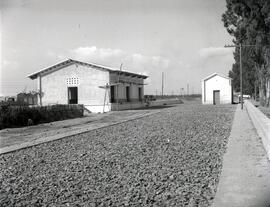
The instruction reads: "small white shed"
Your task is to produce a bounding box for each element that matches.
[201,73,232,105]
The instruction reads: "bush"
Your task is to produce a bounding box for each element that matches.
[0,104,84,130]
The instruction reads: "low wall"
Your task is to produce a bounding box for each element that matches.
[245,100,270,160]
[111,102,146,111]
[84,104,111,113]
[101,99,183,112]
[148,98,183,107]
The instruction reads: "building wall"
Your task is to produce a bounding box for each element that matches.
[109,73,144,102]
[202,75,232,104]
[39,63,110,112]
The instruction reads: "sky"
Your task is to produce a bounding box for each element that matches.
[0,0,234,96]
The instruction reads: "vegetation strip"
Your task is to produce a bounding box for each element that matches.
[0,104,236,206]
[245,101,270,160]
[222,1,270,107]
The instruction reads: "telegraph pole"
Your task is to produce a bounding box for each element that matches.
[116,63,123,110]
[225,44,250,110]
[161,72,164,97]
[224,43,270,109]
[239,44,243,110]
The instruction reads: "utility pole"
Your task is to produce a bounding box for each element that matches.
[187,83,189,96]
[225,42,270,109]
[225,44,248,110]
[161,72,164,97]
[116,63,123,111]
[224,43,269,109]
[239,44,243,110]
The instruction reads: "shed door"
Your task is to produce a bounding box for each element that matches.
[213,90,220,105]
[68,87,78,104]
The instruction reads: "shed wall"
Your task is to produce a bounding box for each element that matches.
[202,75,232,104]
[39,64,110,112]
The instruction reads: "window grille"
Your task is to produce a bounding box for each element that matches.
[66,77,79,85]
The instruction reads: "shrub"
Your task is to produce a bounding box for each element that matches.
[0,104,84,129]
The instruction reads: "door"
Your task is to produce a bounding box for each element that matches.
[110,86,115,103]
[68,87,78,104]
[138,87,142,102]
[213,90,220,105]
[126,86,130,102]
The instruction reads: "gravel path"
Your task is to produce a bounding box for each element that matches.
[0,109,160,149]
[0,104,236,206]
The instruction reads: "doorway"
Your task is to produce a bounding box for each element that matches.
[138,87,142,101]
[68,87,78,104]
[213,90,220,105]
[110,86,115,103]
[126,86,130,102]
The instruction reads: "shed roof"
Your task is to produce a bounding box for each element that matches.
[27,59,148,80]
[202,72,231,82]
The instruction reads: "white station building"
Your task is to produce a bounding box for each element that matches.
[201,73,232,105]
[28,59,148,113]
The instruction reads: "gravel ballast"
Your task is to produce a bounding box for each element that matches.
[0,104,236,206]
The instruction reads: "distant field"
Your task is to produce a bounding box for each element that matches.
[0,103,236,206]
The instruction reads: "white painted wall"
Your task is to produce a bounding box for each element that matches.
[109,73,144,102]
[39,63,111,113]
[202,74,232,104]
[37,63,146,113]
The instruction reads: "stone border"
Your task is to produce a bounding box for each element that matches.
[245,100,270,160]
[0,111,160,155]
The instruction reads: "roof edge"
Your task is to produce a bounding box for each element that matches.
[27,59,74,79]
[27,59,148,79]
[202,72,231,82]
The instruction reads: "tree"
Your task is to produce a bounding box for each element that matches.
[222,0,270,106]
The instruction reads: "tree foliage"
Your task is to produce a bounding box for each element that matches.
[222,0,270,106]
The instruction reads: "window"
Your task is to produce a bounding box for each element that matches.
[66,77,79,85]
[126,86,130,102]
